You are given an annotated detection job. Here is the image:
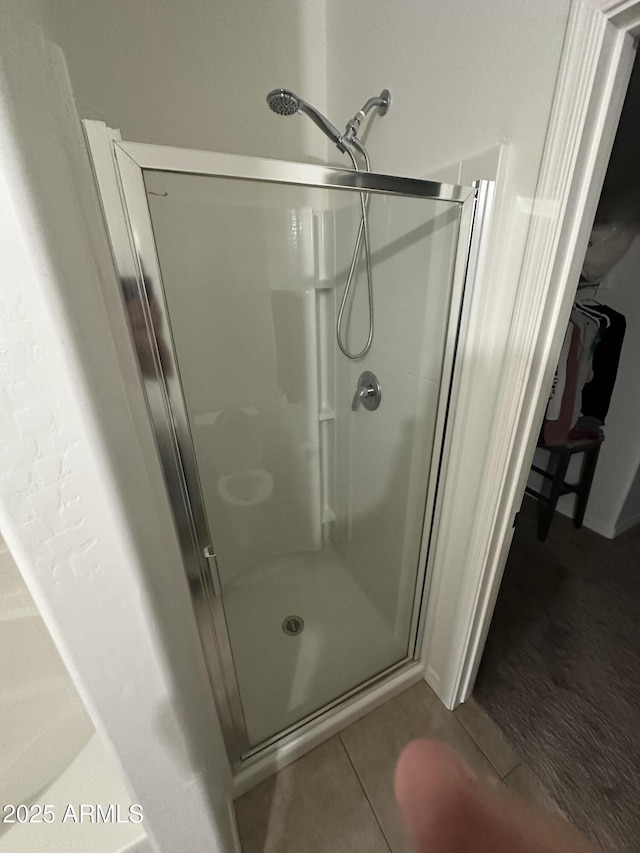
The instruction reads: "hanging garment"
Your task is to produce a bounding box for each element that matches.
[581,304,626,423]
[544,321,580,447]
[569,309,600,427]
[547,323,572,421]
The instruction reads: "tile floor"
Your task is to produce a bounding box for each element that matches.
[235,681,560,852]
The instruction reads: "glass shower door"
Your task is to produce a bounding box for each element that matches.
[89,133,486,759]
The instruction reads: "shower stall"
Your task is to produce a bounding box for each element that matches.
[84,119,492,773]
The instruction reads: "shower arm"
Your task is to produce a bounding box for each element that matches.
[343,89,391,146]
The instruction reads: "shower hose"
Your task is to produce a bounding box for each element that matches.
[336,140,374,360]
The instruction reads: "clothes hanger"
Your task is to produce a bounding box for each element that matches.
[581,301,611,328]
[572,300,611,328]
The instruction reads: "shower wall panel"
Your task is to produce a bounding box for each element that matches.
[333,194,460,640]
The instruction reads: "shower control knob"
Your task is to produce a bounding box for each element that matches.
[351,371,381,412]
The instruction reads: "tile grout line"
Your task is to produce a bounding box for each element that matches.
[502,765,518,785]
[454,712,562,811]
[454,711,522,780]
[338,734,395,853]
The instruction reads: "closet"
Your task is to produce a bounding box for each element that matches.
[527,59,640,538]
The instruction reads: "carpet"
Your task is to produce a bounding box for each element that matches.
[474,497,640,852]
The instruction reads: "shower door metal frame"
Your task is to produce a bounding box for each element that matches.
[83,119,490,772]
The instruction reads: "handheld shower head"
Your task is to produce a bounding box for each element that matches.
[266,89,300,116]
[266,88,349,152]
[266,86,391,361]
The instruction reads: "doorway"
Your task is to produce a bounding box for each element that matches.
[472,27,640,852]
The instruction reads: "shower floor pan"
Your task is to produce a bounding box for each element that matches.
[223,551,405,748]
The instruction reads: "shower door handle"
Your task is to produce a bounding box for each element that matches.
[351,371,381,412]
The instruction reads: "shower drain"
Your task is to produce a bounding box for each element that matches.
[282,615,304,636]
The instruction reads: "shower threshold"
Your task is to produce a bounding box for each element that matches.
[233,653,423,795]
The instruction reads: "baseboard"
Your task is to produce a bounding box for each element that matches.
[614,510,640,537]
[555,504,616,539]
[557,505,640,538]
[582,514,616,539]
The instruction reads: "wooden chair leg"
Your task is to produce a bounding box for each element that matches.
[538,449,571,542]
[573,444,601,529]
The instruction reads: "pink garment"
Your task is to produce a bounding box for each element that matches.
[544,321,580,447]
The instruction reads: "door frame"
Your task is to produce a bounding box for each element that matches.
[443,0,640,707]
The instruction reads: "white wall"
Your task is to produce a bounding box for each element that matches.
[326,0,568,177]
[44,0,329,163]
[0,2,237,850]
[325,0,571,694]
